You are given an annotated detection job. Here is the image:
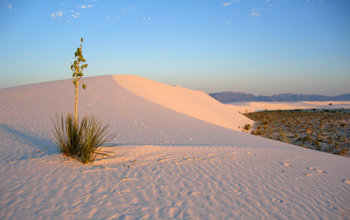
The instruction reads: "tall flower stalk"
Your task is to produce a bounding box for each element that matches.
[71,38,88,123]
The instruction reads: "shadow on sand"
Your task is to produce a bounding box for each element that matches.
[0,124,57,160]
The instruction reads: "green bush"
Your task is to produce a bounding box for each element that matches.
[52,113,117,164]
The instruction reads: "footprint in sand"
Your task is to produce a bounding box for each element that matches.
[226,152,237,155]
[308,167,327,173]
[271,199,285,204]
[247,152,256,156]
[280,162,291,167]
[329,205,350,213]
[187,192,202,195]
[342,179,350,184]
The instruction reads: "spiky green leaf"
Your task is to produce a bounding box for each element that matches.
[82,84,86,89]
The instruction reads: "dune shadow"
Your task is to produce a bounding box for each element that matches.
[0,124,57,159]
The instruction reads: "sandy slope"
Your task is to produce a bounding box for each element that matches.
[113,75,252,131]
[0,75,349,220]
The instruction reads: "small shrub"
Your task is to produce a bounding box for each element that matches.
[53,113,117,164]
[340,148,349,156]
[243,123,251,133]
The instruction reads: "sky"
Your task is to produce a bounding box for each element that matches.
[0,0,349,96]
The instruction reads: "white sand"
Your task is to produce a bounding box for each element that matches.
[227,101,350,113]
[0,75,349,219]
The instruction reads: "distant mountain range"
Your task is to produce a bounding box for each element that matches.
[208,92,350,103]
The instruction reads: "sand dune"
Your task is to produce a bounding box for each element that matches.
[113,75,252,131]
[0,75,349,219]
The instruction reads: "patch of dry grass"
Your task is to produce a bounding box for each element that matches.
[243,108,350,157]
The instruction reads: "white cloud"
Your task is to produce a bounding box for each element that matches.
[107,16,110,19]
[67,20,71,23]
[51,11,63,18]
[72,13,80,18]
[68,10,74,13]
[222,3,232,6]
[265,0,271,2]
[88,5,94,8]
[232,0,239,2]
[249,12,261,17]
[7,4,11,9]
[122,5,133,12]
[252,6,264,11]
[81,5,86,9]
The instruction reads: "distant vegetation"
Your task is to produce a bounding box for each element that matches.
[209,92,350,103]
[243,109,350,157]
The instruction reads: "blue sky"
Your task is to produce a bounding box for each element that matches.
[0,0,349,95]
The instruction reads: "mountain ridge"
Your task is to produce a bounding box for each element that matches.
[209,92,350,103]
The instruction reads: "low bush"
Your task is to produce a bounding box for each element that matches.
[52,113,117,164]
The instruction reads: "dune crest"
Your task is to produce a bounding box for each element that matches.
[113,75,252,131]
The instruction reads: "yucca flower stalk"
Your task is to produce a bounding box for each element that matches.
[71,38,88,123]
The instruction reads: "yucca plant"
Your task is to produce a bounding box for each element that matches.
[52,113,117,164]
[79,115,117,164]
[52,113,85,158]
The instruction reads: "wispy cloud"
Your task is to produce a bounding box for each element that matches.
[76,5,94,9]
[51,11,63,18]
[232,0,240,2]
[252,6,264,11]
[249,12,261,17]
[268,1,287,7]
[72,13,80,18]
[67,20,71,23]
[122,5,133,12]
[2,0,12,11]
[265,0,271,2]
[222,3,232,7]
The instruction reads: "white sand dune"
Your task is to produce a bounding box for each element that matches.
[0,75,349,219]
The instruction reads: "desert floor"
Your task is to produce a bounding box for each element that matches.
[0,75,349,219]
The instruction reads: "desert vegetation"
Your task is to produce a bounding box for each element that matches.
[243,108,350,157]
[52,38,116,164]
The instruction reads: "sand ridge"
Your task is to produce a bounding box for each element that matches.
[113,75,253,131]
